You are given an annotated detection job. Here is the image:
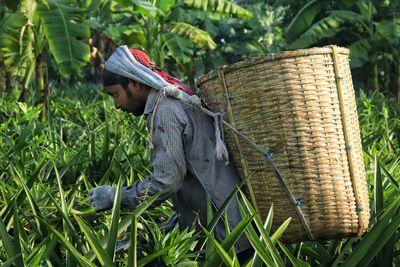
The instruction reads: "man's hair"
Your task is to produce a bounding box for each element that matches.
[102,68,129,90]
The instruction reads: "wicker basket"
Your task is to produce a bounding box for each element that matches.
[197,45,370,243]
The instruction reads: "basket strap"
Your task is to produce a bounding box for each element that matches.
[197,103,316,240]
[220,118,316,241]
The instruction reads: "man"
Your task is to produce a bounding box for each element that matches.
[89,46,252,262]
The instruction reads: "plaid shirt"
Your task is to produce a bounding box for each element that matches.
[122,89,250,253]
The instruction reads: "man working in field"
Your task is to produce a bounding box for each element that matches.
[89,46,252,261]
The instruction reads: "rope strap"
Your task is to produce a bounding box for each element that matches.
[197,105,315,240]
[262,152,315,240]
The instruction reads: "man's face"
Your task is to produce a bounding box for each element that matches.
[104,80,150,116]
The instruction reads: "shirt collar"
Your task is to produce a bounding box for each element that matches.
[143,89,159,117]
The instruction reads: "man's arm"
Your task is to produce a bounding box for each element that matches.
[121,100,188,209]
[90,99,189,212]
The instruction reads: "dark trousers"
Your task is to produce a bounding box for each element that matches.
[237,248,255,265]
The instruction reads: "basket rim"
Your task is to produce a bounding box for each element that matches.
[197,45,349,85]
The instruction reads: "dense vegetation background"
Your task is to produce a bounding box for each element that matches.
[0,0,399,266]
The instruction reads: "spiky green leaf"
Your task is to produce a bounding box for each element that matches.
[202,227,234,267]
[12,200,24,267]
[354,213,400,267]
[277,241,310,267]
[106,180,123,260]
[374,155,384,216]
[341,196,400,267]
[239,191,285,266]
[0,216,16,259]
[128,214,138,267]
[205,214,254,267]
[37,217,96,267]
[75,216,115,267]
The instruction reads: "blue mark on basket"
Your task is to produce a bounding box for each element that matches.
[264,150,274,159]
[295,199,305,206]
[222,92,232,98]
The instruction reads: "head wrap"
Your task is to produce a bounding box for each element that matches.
[104,45,229,162]
[104,46,194,95]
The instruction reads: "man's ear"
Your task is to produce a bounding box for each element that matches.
[138,82,151,93]
[128,79,137,89]
[129,80,145,90]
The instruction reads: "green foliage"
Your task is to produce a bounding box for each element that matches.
[75,215,115,266]
[38,0,91,75]
[1,0,400,265]
[0,13,28,73]
[0,83,400,266]
[184,0,254,19]
[341,197,400,267]
[0,0,92,105]
[0,83,198,266]
[85,0,255,88]
[164,33,194,64]
[288,10,365,49]
[279,0,400,96]
[196,1,287,76]
[167,22,217,49]
[285,0,321,40]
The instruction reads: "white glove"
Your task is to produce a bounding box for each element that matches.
[89,185,116,212]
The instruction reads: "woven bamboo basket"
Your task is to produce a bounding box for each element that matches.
[197,45,370,243]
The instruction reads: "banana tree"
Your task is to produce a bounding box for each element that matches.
[198,1,286,73]
[87,0,253,88]
[0,3,31,94]
[129,0,254,64]
[278,0,400,97]
[0,0,91,109]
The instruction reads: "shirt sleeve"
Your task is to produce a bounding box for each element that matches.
[121,100,189,210]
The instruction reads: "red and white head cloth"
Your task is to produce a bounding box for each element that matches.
[104,45,229,162]
[104,45,195,96]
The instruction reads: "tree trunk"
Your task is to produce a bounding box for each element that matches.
[19,61,35,102]
[0,68,3,93]
[184,59,195,90]
[373,63,380,94]
[5,72,12,94]
[35,53,50,121]
[397,58,400,102]
[42,60,50,120]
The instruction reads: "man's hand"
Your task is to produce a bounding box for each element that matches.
[89,185,116,212]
